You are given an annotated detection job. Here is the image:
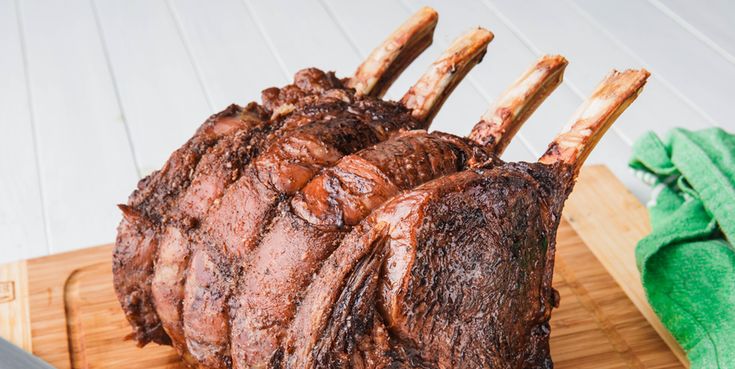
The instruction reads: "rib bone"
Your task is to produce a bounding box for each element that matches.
[539,69,649,170]
[401,27,494,125]
[347,7,439,97]
[293,56,566,228]
[470,55,568,154]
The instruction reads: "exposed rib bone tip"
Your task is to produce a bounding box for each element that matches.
[539,68,650,168]
[434,28,494,66]
[401,27,494,124]
[455,27,495,53]
[416,6,439,20]
[347,6,439,97]
[469,54,567,151]
[538,55,568,69]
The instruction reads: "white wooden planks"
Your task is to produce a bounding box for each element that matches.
[167,0,288,109]
[17,0,139,254]
[244,0,361,77]
[650,0,735,64]
[488,0,711,139]
[570,0,735,129]
[1,0,733,263]
[0,0,47,261]
[92,0,212,175]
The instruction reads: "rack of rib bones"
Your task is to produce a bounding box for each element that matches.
[113,7,649,369]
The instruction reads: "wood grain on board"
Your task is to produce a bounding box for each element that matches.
[564,166,688,366]
[0,166,686,368]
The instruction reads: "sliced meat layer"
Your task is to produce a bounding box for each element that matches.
[152,125,266,363]
[379,163,571,368]
[293,130,492,228]
[283,162,574,368]
[182,100,418,368]
[114,103,259,345]
[152,81,372,361]
[117,68,349,346]
[229,130,494,367]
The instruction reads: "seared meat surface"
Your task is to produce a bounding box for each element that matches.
[113,7,649,369]
[282,162,573,369]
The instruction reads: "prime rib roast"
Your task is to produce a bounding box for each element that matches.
[113,7,649,369]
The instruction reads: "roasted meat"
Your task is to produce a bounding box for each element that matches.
[113,7,649,369]
[282,69,649,369]
[114,7,442,348]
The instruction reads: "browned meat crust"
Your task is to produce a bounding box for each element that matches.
[114,103,261,345]
[282,162,573,369]
[114,68,348,346]
[113,64,646,369]
[181,96,419,368]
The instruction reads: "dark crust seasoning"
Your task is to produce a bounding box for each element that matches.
[261,68,343,112]
[113,103,258,346]
[291,130,495,231]
[114,67,349,347]
[226,131,500,368]
[129,104,252,223]
[311,240,392,368]
[397,162,573,368]
[151,122,273,363]
[184,96,420,368]
[141,70,421,367]
[279,161,574,369]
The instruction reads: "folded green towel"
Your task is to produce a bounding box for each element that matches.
[630,127,735,368]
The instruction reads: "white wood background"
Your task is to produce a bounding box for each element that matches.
[1,0,733,264]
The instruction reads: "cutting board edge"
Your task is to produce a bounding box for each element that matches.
[0,259,32,351]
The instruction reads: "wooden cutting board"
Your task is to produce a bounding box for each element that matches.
[0,165,687,369]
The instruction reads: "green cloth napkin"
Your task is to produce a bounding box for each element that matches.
[630,127,735,368]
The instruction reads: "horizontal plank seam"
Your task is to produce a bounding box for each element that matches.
[317,0,366,59]
[239,0,292,79]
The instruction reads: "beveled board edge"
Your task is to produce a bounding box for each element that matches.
[0,259,32,351]
[564,165,688,367]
